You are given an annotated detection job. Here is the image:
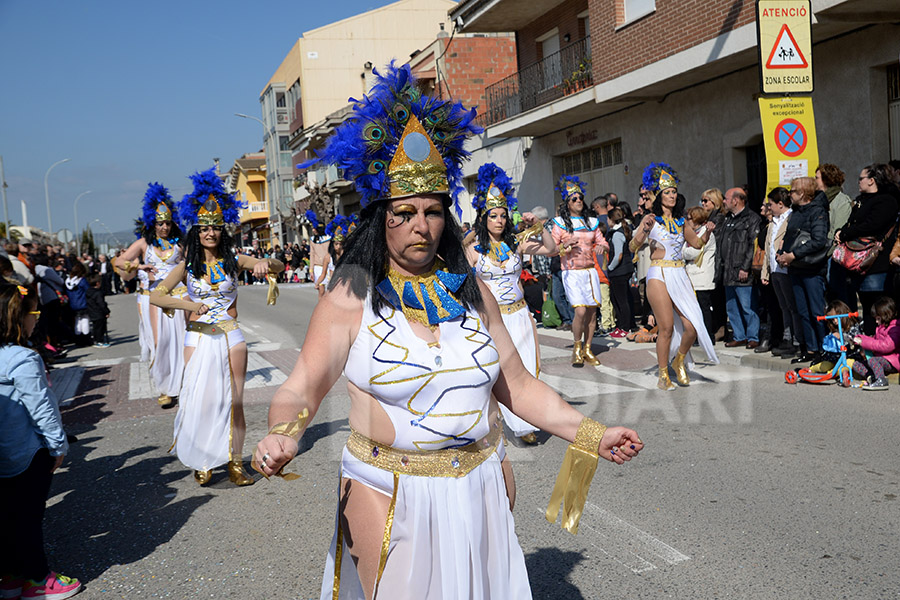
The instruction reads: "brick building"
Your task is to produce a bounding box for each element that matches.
[451,0,900,212]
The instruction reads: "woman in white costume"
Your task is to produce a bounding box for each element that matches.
[549,175,609,367]
[254,64,642,600]
[315,215,349,297]
[464,162,557,445]
[630,163,718,390]
[115,183,186,408]
[150,168,283,486]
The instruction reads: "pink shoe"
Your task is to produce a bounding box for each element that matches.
[0,575,24,599]
[610,328,628,338]
[21,572,81,599]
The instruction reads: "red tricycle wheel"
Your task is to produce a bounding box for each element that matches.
[785,370,799,384]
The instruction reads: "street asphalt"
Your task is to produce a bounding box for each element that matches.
[45,284,900,599]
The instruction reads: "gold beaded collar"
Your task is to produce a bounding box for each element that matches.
[375,259,468,329]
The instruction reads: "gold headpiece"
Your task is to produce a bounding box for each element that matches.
[155,203,172,223]
[197,195,225,226]
[657,169,677,194]
[565,181,584,199]
[388,114,449,199]
[484,182,508,212]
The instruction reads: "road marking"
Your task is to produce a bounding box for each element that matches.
[247,342,282,352]
[245,352,288,389]
[78,356,137,368]
[129,361,159,400]
[51,366,85,407]
[538,373,643,398]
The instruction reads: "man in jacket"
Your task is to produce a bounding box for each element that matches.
[718,188,762,348]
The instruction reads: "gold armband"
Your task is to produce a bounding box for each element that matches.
[267,408,309,442]
[628,238,642,254]
[123,260,138,273]
[546,417,607,535]
[155,284,170,295]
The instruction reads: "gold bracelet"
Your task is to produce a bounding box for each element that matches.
[156,284,170,295]
[574,417,607,454]
[122,260,138,273]
[267,408,309,442]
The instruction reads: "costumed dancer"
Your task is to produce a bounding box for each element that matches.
[115,183,186,408]
[314,214,350,296]
[150,168,284,486]
[254,63,642,600]
[549,176,609,367]
[307,211,332,288]
[630,163,718,390]
[465,163,557,445]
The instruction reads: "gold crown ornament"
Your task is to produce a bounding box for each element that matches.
[197,195,225,226]
[155,203,173,222]
[388,114,449,199]
[484,182,508,212]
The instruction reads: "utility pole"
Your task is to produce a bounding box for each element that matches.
[0,156,9,238]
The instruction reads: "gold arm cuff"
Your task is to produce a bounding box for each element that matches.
[155,284,170,295]
[123,260,138,273]
[545,417,606,535]
[514,221,544,245]
[266,274,279,305]
[267,408,309,442]
[628,238,642,254]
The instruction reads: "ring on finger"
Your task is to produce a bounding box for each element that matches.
[261,452,271,466]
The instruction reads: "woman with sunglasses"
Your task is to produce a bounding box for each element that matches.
[549,176,609,366]
[150,168,283,486]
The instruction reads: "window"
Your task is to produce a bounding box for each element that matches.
[623,0,655,24]
[557,139,625,200]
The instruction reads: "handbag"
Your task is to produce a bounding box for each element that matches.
[788,230,829,268]
[541,280,562,328]
[831,224,896,273]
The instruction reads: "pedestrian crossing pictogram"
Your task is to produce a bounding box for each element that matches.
[765,24,808,69]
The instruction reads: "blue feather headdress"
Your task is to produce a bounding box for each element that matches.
[304,209,320,230]
[472,163,517,213]
[556,175,588,201]
[299,61,482,217]
[179,167,245,227]
[134,182,178,239]
[642,163,679,196]
[325,214,351,240]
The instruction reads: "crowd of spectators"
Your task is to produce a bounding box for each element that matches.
[518,160,900,376]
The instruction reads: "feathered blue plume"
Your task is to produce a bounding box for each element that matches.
[299,61,482,217]
[305,209,319,229]
[472,163,517,212]
[137,182,177,231]
[642,162,679,195]
[555,175,588,200]
[325,214,351,237]
[178,167,245,227]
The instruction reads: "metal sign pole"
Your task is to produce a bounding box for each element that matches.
[0,156,9,238]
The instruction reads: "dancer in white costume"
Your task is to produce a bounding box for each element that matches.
[255,64,642,600]
[631,163,718,390]
[115,183,186,408]
[315,215,349,297]
[150,168,283,486]
[464,163,557,444]
[549,175,609,367]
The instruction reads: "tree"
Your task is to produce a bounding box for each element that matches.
[80,226,95,256]
[292,180,335,238]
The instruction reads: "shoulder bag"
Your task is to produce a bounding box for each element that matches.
[831,222,897,273]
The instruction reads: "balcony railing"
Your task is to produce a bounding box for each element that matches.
[483,36,592,127]
[248,201,268,214]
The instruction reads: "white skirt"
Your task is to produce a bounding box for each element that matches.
[137,293,153,363]
[498,305,539,437]
[149,305,186,397]
[561,268,602,307]
[647,265,719,365]
[320,450,531,600]
[170,329,238,471]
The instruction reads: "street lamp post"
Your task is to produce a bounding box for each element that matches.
[234,112,283,246]
[0,155,10,238]
[74,190,92,253]
[44,158,71,239]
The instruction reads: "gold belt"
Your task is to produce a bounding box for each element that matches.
[346,425,501,478]
[650,259,685,268]
[499,298,527,314]
[185,319,239,335]
[139,289,151,295]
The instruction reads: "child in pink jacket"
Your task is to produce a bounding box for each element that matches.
[852,297,900,390]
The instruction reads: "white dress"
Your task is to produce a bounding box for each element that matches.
[145,243,186,397]
[170,270,244,471]
[137,269,153,363]
[319,295,532,600]
[646,220,719,365]
[475,248,539,437]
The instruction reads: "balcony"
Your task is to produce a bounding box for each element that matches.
[248,202,268,214]
[484,36,592,128]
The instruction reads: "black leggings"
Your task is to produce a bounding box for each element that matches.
[0,449,54,580]
[609,274,636,331]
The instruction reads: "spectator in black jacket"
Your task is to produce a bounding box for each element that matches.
[718,188,762,348]
[85,274,110,347]
[778,176,830,362]
[831,163,899,334]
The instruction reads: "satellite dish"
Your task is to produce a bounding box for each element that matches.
[56,229,74,244]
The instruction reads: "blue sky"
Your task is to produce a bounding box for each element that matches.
[0,0,430,238]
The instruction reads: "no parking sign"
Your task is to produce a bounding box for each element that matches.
[758,96,818,193]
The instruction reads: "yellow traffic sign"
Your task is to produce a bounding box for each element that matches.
[758,96,819,194]
[756,0,813,94]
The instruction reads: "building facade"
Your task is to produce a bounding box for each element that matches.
[451,0,900,213]
[225,152,270,249]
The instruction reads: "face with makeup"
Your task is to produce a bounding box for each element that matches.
[486,207,507,239]
[660,187,678,209]
[155,219,172,240]
[385,195,445,275]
